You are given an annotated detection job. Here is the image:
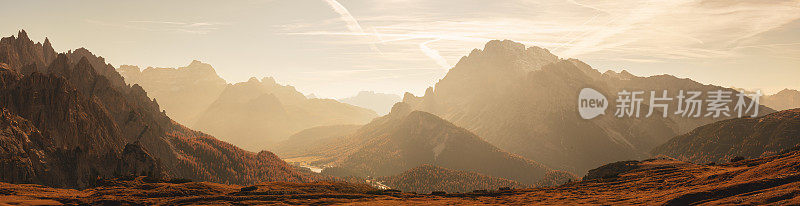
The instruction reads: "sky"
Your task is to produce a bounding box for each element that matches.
[2,0,799,98]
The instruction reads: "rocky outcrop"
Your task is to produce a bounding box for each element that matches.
[583,160,640,181]
[117,142,165,178]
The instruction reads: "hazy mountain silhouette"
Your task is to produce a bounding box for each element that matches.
[402,40,773,175]
[313,102,570,186]
[0,30,318,188]
[652,108,800,164]
[117,61,227,126]
[763,89,800,111]
[339,91,402,115]
[193,77,378,151]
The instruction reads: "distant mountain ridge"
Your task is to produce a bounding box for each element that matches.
[763,89,800,111]
[117,60,227,126]
[193,77,378,151]
[339,91,401,115]
[118,61,378,151]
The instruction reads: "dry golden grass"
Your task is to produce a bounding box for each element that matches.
[2,149,800,205]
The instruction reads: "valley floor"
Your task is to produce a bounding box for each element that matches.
[3,149,800,205]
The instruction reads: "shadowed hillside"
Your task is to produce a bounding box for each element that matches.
[311,102,569,186]
[272,124,362,158]
[652,108,800,164]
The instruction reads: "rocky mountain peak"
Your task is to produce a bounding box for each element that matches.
[182,60,216,74]
[480,40,559,63]
[261,76,277,85]
[483,40,527,54]
[16,30,29,42]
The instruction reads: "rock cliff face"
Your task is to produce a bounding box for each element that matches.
[0,95,162,188]
[0,30,315,188]
[652,108,800,164]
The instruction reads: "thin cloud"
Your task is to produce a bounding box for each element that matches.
[125,20,222,34]
[291,0,800,64]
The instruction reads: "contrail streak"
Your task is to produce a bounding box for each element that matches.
[321,0,382,54]
[322,0,365,33]
[420,39,450,70]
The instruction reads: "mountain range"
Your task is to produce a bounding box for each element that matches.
[2,29,800,203]
[285,102,574,186]
[117,61,227,126]
[401,40,774,175]
[0,30,319,187]
[118,62,378,151]
[193,77,377,151]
